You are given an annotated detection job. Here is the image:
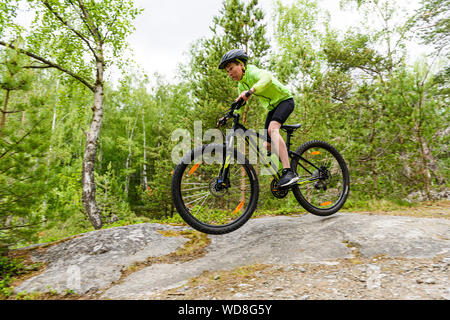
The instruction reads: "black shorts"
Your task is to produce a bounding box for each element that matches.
[264,98,295,143]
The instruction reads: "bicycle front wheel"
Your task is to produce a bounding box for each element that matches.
[291,140,350,216]
[171,143,259,234]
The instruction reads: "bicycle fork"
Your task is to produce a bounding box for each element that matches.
[216,134,236,189]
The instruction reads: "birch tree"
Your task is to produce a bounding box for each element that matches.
[0,0,141,229]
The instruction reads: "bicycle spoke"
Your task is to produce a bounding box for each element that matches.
[183,191,210,200]
[185,192,211,206]
[193,192,211,217]
[226,187,252,195]
[294,145,346,210]
[172,143,258,233]
[181,182,209,185]
[182,185,211,192]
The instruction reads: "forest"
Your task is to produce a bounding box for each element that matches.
[0,0,448,254]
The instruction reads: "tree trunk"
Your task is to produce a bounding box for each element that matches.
[413,89,433,200]
[415,122,432,200]
[142,113,148,190]
[0,89,10,137]
[125,114,138,196]
[81,56,104,230]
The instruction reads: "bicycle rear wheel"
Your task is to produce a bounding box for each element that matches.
[171,143,259,234]
[291,140,350,216]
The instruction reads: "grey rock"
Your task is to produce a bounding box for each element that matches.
[232,292,248,298]
[14,223,188,295]
[406,189,450,202]
[13,213,450,299]
[102,213,450,299]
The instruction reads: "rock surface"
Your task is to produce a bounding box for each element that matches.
[13,212,450,299]
[14,223,188,295]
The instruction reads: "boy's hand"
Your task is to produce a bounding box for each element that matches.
[235,88,254,102]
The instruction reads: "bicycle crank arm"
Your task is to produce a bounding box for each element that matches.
[296,177,322,185]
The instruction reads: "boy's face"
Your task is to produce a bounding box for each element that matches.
[225,62,244,81]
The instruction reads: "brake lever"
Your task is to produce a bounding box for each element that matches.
[216,116,227,127]
[217,99,245,127]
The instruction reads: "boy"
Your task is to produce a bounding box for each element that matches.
[219,49,299,187]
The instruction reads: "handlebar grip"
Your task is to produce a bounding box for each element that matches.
[231,98,245,110]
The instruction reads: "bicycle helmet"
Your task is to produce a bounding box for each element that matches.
[218,49,249,69]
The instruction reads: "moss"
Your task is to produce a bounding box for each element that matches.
[157,229,211,259]
[113,229,211,289]
[163,263,272,296]
[342,240,363,265]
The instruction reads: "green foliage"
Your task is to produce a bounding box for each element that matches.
[0,0,18,38]
[0,255,43,298]
[414,0,449,93]
[95,162,136,223]
[271,0,324,85]
[182,0,270,131]
[0,49,51,251]
[19,0,143,84]
[414,0,450,52]
[0,256,23,297]
[38,162,89,242]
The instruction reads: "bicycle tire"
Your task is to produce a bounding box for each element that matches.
[171,143,259,234]
[290,140,350,216]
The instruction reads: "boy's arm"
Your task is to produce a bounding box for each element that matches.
[251,69,272,93]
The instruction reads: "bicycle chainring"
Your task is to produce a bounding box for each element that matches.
[270,179,289,199]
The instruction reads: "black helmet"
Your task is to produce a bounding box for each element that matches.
[218,49,249,69]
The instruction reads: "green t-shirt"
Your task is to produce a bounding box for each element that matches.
[238,64,292,111]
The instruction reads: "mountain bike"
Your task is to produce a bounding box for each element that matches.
[171,99,350,234]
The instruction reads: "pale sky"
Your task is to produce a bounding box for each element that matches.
[127,0,354,83]
[126,0,425,84]
[12,0,426,84]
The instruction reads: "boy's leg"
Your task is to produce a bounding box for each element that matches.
[268,121,290,169]
[266,98,299,187]
[266,98,295,167]
[263,109,274,152]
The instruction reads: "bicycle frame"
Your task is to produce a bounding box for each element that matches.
[218,112,323,187]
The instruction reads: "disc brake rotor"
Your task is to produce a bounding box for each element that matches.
[209,178,228,197]
[313,166,330,191]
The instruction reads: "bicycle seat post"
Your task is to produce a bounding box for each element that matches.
[281,124,301,154]
[286,131,293,153]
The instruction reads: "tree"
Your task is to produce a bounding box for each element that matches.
[0,0,142,229]
[414,0,449,54]
[0,48,50,252]
[323,0,448,198]
[182,0,270,129]
[414,0,449,89]
[271,0,336,136]
[271,0,323,85]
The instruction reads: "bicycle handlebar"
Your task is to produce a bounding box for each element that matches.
[216,98,245,127]
[231,97,245,110]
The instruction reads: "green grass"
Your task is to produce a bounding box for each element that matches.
[0,256,43,299]
[343,197,415,212]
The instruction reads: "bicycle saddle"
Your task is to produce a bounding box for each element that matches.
[281,124,302,132]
